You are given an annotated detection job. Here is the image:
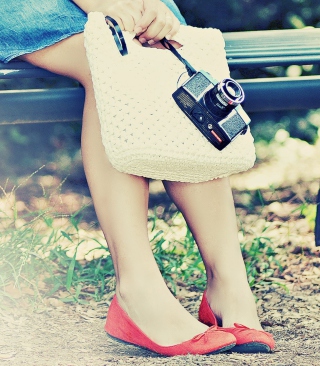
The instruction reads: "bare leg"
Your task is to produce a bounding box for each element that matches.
[163,178,263,329]
[20,33,207,346]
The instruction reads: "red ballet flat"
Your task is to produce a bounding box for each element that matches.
[198,291,275,353]
[105,295,236,356]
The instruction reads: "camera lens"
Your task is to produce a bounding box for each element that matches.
[204,78,245,116]
[223,80,244,104]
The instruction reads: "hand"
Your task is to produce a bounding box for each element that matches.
[73,0,180,43]
[74,0,145,32]
[103,0,145,32]
[134,0,181,45]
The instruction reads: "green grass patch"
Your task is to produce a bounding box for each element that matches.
[1,178,307,307]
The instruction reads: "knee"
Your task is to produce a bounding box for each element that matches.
[21,33,92,87]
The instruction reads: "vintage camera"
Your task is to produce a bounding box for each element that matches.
[172,71,250,150]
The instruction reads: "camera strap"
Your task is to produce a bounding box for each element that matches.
[160,39,197,77]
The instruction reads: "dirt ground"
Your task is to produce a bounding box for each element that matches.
[1,137,320,365]
[1,285,320,366]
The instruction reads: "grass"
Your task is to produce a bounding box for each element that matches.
[150,212,206,293]
[0,173,316,307]
[0,175,111,307]
[0,210,112,306]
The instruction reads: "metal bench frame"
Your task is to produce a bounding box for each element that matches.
[1,28,320,245]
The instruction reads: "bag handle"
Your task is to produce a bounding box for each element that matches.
[105,16,197,76]
[105,16,128,56]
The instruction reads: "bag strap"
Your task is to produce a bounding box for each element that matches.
[105,16,128,56]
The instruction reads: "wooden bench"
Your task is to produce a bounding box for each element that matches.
[1,28,320,245]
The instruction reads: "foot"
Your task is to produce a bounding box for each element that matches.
[206,279,263,330]
[106,295,236,356]
[116,280,209,347]
[199,290,275,353]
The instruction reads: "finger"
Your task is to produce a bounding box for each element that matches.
[107,15,125,31]
[139,12,178,44]
[141,13,168,43]
[106,1,144,32]
[131,8,144,28]
[165,14,180,40]
[150,14,175,42]
[124,1,144,28]
[119,13,135,31]
[134,6,158,35]
[107,10,138,32]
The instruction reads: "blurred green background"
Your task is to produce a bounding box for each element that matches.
[175,0,320,30]
[0,0,319,183]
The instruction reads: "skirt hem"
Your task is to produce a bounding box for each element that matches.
[2,29,85,63]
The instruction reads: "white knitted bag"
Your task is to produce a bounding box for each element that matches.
[84,12,256,183]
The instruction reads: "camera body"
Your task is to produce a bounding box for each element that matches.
[172,71,250,150]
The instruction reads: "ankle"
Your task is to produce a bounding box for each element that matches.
[206,277,255,310]
[206,259,249,285]
[207,271,251,295]
[204,282,262,329]
[116,276,170,307]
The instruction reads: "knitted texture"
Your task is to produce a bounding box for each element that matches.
[84,12,256,183]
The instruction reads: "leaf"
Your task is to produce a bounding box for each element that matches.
[61,230,73,243]
[66,250,77,291]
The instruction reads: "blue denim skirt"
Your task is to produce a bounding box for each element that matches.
[0,0,186,63]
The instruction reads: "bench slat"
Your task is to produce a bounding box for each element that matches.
[1,29,320,78]
[225,29,320,68]
[0,67,58,79]
[1,76,319,125]
[0,88,85,124]
[241,76,320,112]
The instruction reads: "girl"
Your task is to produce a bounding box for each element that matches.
[0,0,274,356]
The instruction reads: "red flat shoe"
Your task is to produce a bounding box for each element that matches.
[198,291,275,353]
[105,295,236,356]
